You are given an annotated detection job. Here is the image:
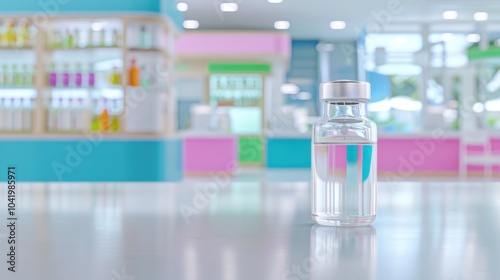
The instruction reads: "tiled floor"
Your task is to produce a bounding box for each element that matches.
[1,170,500,280]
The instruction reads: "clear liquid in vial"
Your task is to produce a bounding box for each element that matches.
[312,143,377,226]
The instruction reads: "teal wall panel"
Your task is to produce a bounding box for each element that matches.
[0,138,183,182]
[266,138,311,168]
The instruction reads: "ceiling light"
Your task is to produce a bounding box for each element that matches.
[274,21,290,30]
[442,10,458,20]
[330,21,346,30]
[220,3,238,12]
[268,0,283,3]
[394,36,407,44]
[281,84,299,94]
[441,33,454,42]
[177,2,188,12]
[183,20,199,29]
[473,102,484,113]
[316,43,335,52]
[91,23,103,31]
[466,34,481,43]
[473,12,488,21]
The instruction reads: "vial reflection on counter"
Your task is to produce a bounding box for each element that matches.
[309,225,377,280]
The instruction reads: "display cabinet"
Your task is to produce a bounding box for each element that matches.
[0,15,177,136]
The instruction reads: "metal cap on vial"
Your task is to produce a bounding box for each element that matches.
[320,80,371,102]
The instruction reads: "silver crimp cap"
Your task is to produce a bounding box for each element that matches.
[320,80,371,102]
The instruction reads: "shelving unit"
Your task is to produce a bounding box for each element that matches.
[0,15,177,136]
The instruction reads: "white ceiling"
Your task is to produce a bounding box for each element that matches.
[180,0,500,39]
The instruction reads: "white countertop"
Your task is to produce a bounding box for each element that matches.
[1,172,500,280]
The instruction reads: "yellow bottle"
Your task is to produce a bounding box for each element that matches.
[128,58,140,87]
[111,115,120,132]
[99,108,110,132]
[19,23,30,47]
[6,22,17,46]
[91,115,100,131]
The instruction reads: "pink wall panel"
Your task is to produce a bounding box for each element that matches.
[176,33,291,56]
[378,138,460,173]
[378,137,500,175]
[184,137,237,173]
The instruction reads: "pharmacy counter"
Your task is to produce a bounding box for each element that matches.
[0,134,183,181]
[182,131,266,174]
[4,179,500,280]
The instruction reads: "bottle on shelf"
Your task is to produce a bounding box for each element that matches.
[0,64,6,86]
[74,63,83,87]
[5,22,17,47]
[108,65,121,86]
[87,28,94,48]
[47,98,55,131]
[12,65,22,86]
[4,98,13,131]
[3,64,11,86]
[73,98,89,131]
[99,107,110,132]
[139,25,153,49]
[74,29,81,48]
[50,30,62,48]
[99,28,106,47]
[62,63,70,87]
[21,98,32,131]
[48,63,57,87]
[0,21,4,47]
[111,29,120,47]
[63,29,74,49]
[140,65,149,89]
[88,64,95,88]
[12,98,22,131]
[110,98,121,132]
[22,64,33,87]
[128,58,140,87]
[18,22,31,47]
[59,97,71,131]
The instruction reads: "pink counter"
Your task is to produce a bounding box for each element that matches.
[185,134,500,176]
[379,136,500,176]
[184,136,238,174]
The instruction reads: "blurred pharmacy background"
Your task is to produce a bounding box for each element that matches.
[0,0,497,181]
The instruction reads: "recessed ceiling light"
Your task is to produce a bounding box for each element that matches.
[268,0,283,3]
[220,3,238,12]
[473,12,488,21]
[441,33,454,42]
[177,2,188,12]
[316,43,335,52]
[394,36,407,44]
[330,21,346,30]
[91,23,103,31]
[183,20,199,29]
[442,10,458,20]
[281,84,299,94]
[466,34,481,43]
[274,21,290,30]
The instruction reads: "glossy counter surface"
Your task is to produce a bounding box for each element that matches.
[1,173,499,280]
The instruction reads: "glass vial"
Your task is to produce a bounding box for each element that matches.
[312,80,377,226]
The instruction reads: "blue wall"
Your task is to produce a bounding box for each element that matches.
[0,0,184,29]
[0,139,183,182]
[266,138,311,168]
[0,0,160,12]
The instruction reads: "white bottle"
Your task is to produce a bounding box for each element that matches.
[22,98,32,131]
[60,97,71,131]
[12,98,22,131]
[72,98,87,131]
[47,98,60,132]
[0,98,4,131]
[4,98,13,131]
